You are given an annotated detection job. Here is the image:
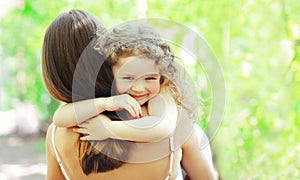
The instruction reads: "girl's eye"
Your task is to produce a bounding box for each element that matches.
[122,77,134,80]
[145,77,158,80]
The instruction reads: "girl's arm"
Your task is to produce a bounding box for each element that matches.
[75,91,177,142]
[53,94,142,127]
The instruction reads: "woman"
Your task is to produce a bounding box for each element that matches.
[43,9,215,180]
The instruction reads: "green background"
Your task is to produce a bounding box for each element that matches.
[0,0,299,179]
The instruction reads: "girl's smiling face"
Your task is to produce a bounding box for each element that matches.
[112,56,161,105]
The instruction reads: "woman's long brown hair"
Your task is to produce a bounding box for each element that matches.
[42,9,132,174]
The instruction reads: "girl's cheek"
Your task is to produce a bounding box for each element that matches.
[150,82,160,94]
[116,82,131,94]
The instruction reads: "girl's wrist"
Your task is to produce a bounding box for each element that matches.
[95,97,108,113]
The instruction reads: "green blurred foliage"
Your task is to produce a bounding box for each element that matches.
[0,0,299,179]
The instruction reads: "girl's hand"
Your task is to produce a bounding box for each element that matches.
[104,94,143,118]
[73,114,111,141]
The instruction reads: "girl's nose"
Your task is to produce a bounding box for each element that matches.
[131,80,145,92]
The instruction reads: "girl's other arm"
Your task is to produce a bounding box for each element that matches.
[53,94,142,127]
[53,98,107,127]
[75,92,178,142]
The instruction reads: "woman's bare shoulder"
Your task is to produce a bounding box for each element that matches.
[46,123,78,153]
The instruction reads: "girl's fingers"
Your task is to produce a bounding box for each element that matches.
[77,123,87,129]
[135,102,142,117]
[137,104,143,117]
[80,135,98,141]
[73,128,81,133]
[128,97,142,117]
[73,127,88,134]
[80,136,89,141]
[124,105,136,117]
[128,101,140,117]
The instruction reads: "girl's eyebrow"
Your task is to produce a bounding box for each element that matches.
[120,72,160,77]
[145,73,160,77]
[139,73,160,78]
[120,72,135,76]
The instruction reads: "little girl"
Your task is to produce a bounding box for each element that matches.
[52,25,190,143]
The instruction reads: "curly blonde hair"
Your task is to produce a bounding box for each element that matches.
[96,23,198,121]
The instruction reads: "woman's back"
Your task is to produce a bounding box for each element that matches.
[46,123,182,180]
